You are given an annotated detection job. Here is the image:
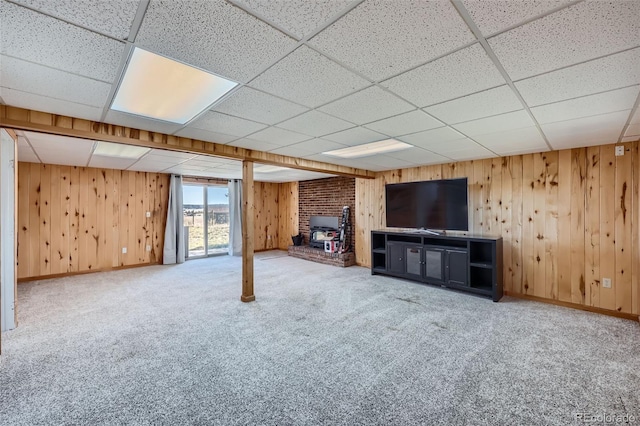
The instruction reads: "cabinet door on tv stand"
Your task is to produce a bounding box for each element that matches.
[424,247,445,284]
[446,249,468,287]
[404,245,423,280]
[387,242,405,275]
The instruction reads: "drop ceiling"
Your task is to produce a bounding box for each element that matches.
[1,0,639,180]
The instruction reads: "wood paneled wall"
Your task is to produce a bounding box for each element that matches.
[277,182,299,250]
[17,163,170,279]
[355,142,639,315]
[253,182,280,251]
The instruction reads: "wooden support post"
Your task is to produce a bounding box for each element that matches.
[241,160,255,303]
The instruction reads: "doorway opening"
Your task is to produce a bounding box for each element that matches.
[182,184,229,258]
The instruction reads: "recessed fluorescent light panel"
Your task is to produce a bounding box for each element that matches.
[111,48,238,124]
[93,141,150,159]
[322,139,412,158]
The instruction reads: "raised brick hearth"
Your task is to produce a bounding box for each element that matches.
[287,245,355,267]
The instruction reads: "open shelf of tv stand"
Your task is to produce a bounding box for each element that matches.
[371,230,503,302]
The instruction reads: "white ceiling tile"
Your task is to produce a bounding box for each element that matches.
[364,110,443,137]
[269,144,317,158]
[213,87,308,125]
[385,147,450,166]
[89,156,138,170]
[631,107,640,125]
[359,155,421,170]
[282,138,347,155]
[471,126,548,155]
[227,138,282,152]
[0,88,103,121]
[621,136,639,143]
[1,55,111,107]
[425,86,522,124]
[127,163,170,173]
[541,110,630,150]
[445,145,497,161]
[1,1,124,82]
[24,131,94,167]
[381,44,506,107]
[174,128,239,145]
[531,86,640,125]
[515,48,640,107]
[416,137,489,157]
[320,126,387,146]
[104,110,183,135]
[318,86,414,125]
[462,0,575,36]
[276,110,354,138]
[148,150,198,161]
[246,127,311,146]
[249,46,371,108]
[16,137,40,163]
[399,127,467,151]
[136,0,297,83]
[187,111,267,137]
[309,0,475,81]
[625,123,640,137]
[453,110,535,136]
[488,0,640,80]
[11,0,139,40]
[230,0,352,39]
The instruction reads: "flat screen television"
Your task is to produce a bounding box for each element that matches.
[385,178,468,231]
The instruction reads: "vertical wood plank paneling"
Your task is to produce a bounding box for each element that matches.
[557,150,573,302]
[584,147,600,306]
[135,171,145,263]
[614,143,632,313]
[59,166,70,274]
[278,182,298,250]
[95,169,107,269]
[490,158,503,238]
[532,153,547,298]
[17,164,29,278]
[521,154,535,295]
[631,142,639,315]
[599,146,616,310]
[510,155,523,294]
[17,163,171,279]
[86,168,98,270]
[28,162,41,277]
[472,161,484,235]
[39,164,51,275]
[112,170,121,267]
[68,167,80,272]
[78,167,89,271]
[544,151,559,300]
[102,169,114,268]
[570,149,586,305]
[501,158,513,292]
[126,171,136,266]
[49,165,62,274]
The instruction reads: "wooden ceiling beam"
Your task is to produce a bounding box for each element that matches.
[0,105,375,179]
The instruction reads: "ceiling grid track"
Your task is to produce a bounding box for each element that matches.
[451,0,554,152]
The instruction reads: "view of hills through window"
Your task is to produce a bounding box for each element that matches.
[182,185,229,257]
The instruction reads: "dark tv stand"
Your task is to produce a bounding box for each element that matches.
[371,230,503,302]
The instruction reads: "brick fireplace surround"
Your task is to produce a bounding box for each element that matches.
[287,176,356,267]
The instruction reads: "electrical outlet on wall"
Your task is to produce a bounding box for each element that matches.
[602,278,612,288]
[615,145,624,156]
[146,245,151,252]
[146,211,151,218]
[122,247,127,254]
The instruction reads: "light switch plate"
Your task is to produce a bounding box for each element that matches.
[615,145,624,156]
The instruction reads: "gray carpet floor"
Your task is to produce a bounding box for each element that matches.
[0,251,638,425]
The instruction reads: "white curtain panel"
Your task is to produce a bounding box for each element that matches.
[228,179,243,256]
[163,175,185,264]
